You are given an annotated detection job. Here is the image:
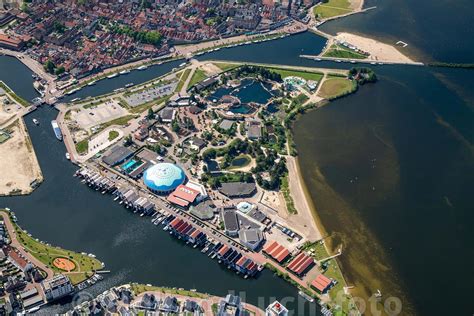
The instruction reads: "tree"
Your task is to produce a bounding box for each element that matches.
[171,119,180,133]
[55,66,65,76]
[147,108,154,120]
[44,60,55,74]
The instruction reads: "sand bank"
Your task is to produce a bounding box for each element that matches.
[0,119,43,196]
[334,32,414,63]
[285,156,324,241]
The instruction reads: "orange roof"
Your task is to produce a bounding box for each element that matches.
[287,252,306,270]
[274,248,290,263]
[218,245,229,256]
[172,185,199,203]
[0,34,23,47]
[167,194,189,207]
[311,274,332,292]
[263,240,278,254]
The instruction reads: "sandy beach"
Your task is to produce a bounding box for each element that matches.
[0,119,43,196]
[334,32,414,63]
[285,156,324,241]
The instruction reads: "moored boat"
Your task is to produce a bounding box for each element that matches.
[51,120,62,141]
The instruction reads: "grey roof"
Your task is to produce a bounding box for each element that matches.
[222,209,239,232]
[219,182,256,197]
[248,208,267,223]
[247,123,262,139]
[102,145,133,166]
[239,228,264,248]
[159,107,175,121]
[219,119,234,131]
[190,136,206,148]
[190,200,215,220]
[194,77,218,90]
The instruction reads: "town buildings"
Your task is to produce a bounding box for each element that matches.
[0,0,317,78]
[41,274,74,302]
[266,300,289,316]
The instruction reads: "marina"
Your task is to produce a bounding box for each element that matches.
[75,167,263,280]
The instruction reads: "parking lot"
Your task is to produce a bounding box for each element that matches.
[72,100,128,129]
[124,82,177,107]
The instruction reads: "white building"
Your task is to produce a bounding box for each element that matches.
[266,301,289,316]
[41,274,74,302]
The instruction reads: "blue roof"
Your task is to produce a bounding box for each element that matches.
[143,163,185,192]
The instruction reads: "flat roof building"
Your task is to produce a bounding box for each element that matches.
[238,228,265,251]
[41,274,74,302]
[266,301,289,316]
[221,208,239,237]
[102,145,134,166]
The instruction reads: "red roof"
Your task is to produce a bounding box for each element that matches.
[177,222,190,234]
[274,247,290,263]
[182,224,193,235]
[190,229,201,239]
[263,240,278,254]
[218,245,230,256]
[174,220,186,231]
[287,252,314,275]
[287,252,306,270]
[293,256,314,275]
[167,184,200,207]
[167,194,189,207]
[5,247,28,269]
[170,218,182,228]
[176,184,200,201]
[236,256,247,267]
[311,274,332,292]
[264,241,290,263]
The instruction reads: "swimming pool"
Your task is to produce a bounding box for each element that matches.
[121,159,141,173]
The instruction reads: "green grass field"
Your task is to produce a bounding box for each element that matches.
[267,67,324,82]
[314,0,353,20]
[318,77,356,99]
[176,68,192,92]
[130,284,209,299]
[214,62,240,72]
[75,139,89,154]
[188,69,208,89]
[0,81,30,107]
[323,44,367,59]
[108,130,119,141]
[1,210,103,285]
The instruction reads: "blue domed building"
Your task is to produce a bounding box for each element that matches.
[143,163,186,194]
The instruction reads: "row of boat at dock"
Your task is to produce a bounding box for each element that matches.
[75,167,262,278]
[66,64,148,97]
[194,34,289,56]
